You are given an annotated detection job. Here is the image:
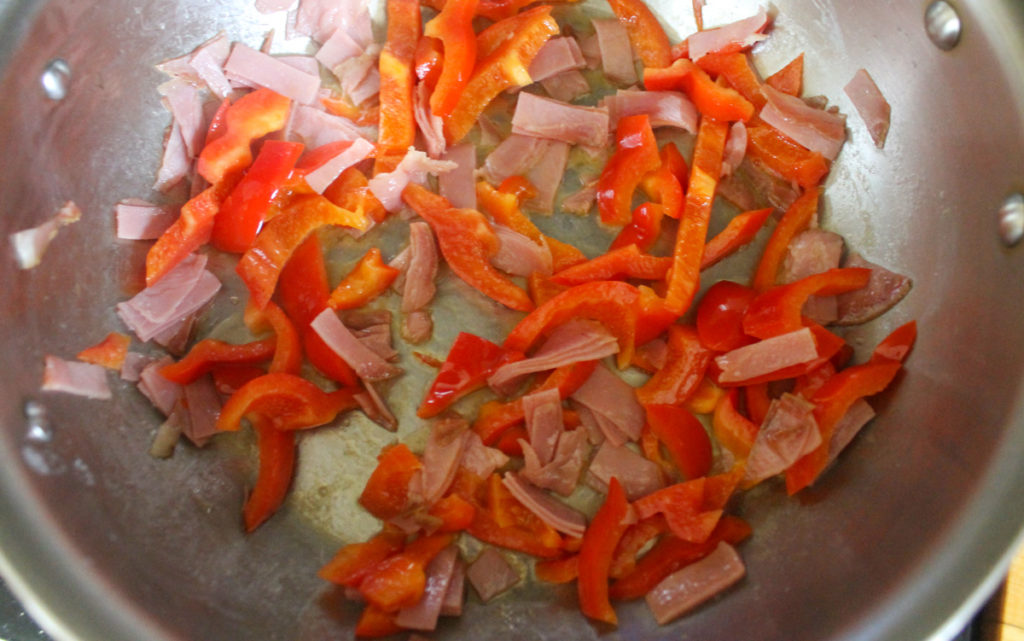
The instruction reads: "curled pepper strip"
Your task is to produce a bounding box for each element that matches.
[417,332,522,419]
[751,185,820,291]
[376,0,421,173]
[215,372,359,433]
[636,325,712,406]
[145,182,227,287]
[160,337,276,385]
[700,207,773,270]
[243,415,295,532]
[746,124,830,190]
[244,299,303,375]
[605,0,673,69]
[423,0,479,119]
[742,267,872,339]
[597,114,662,226]
[197,88,292,185]
[645,59,755,122]
[578,477,630,625]
[550,244,672,287]
[327,248,401,310]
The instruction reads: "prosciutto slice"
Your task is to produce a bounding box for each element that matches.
[316,27,364,71]
[715,327,819,384]
[224,43,321,105]
[303,138,375,194]
[153,120,190,192]
[482,134,549,185]
[438,143,476,210]
[742,393,821,485]
[182,375,222,447]
[116,254,221,342]
[490,225,552,279]
[293,0,373,47]
[827,398,876,464]
[591,18,636,86]
[601,89,698,133]
[524,140,570,214]
[540,70,591,103]
[520,425,588,496]
[336,47,381,106]
[41,356,111,400]
[645,542,746,624]
[528,37,586,83]
[401,222,439,313]
[511,93,610,148]
[466,548,520,602]
[459,432,510,479]
[760,85,847,161]
[721,121,748,177]
[368,149,456,213]
[844,68,891,148]
[310,309,403,381]
[415,82,447,159]
[394,546,459,631]
[115,199,176,240]
[522,388,564,464]
[502,472,587,538]
[288,104,365,148]
[834,253,912,325]
[414,417,472,505]
[157,79,206,158]
[10,200,82,269]
[441,558,466,616]
[571,363,645,442]
[686,7,770,62]
[587,440,664,501]
[137,357,183,416]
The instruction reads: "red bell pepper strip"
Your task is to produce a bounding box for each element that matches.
[145,182,227,286]
[605,0,672,69]
[445,6,559,142]
[494,425,528,456]
[203,97,231,147]
[160,337,277,385]
[376,0,421,173]
[211,140,305,253]
[237,194,367,309]
[355,605,403,638]
[527,272,570,307]
[684,376,725,415]
[327,248,400,310]
[597,114,662,227]
[641,162,685,219]
[423,0,479,119]
[76,332,131,370]
[633,471,739,544]
[323,166,388,224]
[535,554,580,584]
[751,185,819,292]
[319,526,407,587]
[664,115,730,314]
[417,332,522,418]
[644,404,713,480]
[745,383,771,424]
[197,88,292,184]
[785,360,903,494]
[358,532,455,612]
[645,59,755,122]
[467,475,564,558]
[660,142,689,191]
[636,325,712,406]
[870,320,918,363]
[746,124,830,190]
[611,203,664,253]
[712,388,759,458]
[359,443,423,520]
[578,477,630,625]
[215,372,359,432]
[609,515,669,580]
[244,299,302,375]
[701,207,773,270]
[551,244,672,286]
[695,52,766,108]
[696,280,757,352]
[210,364,266,395]
[792,361,839,400]
[742,267,872,339]
[428,493,477,532]
[403,183,534,312]
[504,281,640,369]
[242,414,295,532]
[766,53,804,96]
[414,36,445,90]
[634,285,678,346]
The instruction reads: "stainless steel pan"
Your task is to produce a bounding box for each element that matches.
[2,0,1024,639]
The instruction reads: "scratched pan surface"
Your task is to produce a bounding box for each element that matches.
[2,0,1024,640]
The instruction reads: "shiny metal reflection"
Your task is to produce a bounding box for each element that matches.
[39,58,70,100]
[998,194,1024,247]
[925,0,963,50]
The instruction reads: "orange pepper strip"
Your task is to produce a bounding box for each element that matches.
[323,166,388,224]
[578,477,630,625]
[376,0,421,173]
[597,114,662,226]
[645,59,755,122]
[550,244,672,287]
[746,124,830,189]
[145,182,227,287]
[160,338,277,385]
[319,526,406,587]
[215,372,359,432]
[766,52,804,96]
[696,52,765,108]
[76,332,131,370]
[327,248,400,310]
[701,207,773,270]
[664,116,730,314]
[359,443,423,520]
[429,494,477,532]
[712,388,760,459]
[244,299,303,375]
[636,325,712,406]
[605,0,673,69]
[197,88,292,184]
[424,0,479,119]
[645,404,714,480]
[536,554,580,583]
[750,183,820,292]
[355,604,404,638]
[527,271,570,307]
[742,267,872,339]
[359,533,455,612]
[243,414,296,532]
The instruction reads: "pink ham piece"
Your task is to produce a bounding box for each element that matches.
[721,121,748,177]
[394,545,460,631]
[719,157,800,213]
[402,311,433,345]
[120,352,155,383]
[686,7,770,62]
[575,404,608,445]
[520,425,588,496]
[157,79,206,158]
[578,33,601,69]
[354,322,398,362]
[415,82,447,159]
[522,387,564,464]
[541,70,591,103]
[224,43,321,104]
[459,432,510,479]
[760,85,847,161]
[441,558,466,616]
[715,327,819,385]
[401,222,439,312]
[116,254,221,342]
[302,137,374,194]
[587,440,664,501]
[601,89,698,133]
[645,542,746,624]
[525,140,570,214]
[827,398,876,464]
[490,225,553,279]
[438,144,476,209]
[780,229,845,325]
[256,0,295,14]
[844,68,891,148]
[834,253,912,326]
[153,313,197,356]
[354,381,398,431]
[571,363,645,441]
[310,308,403,381]
[482,133,549,185]
[591,18,636,86]
[115,199,176,240]
[10,200,82,270]
[511,93,610,148]
[182,374,221,447]
[742,393,821,485]
[288,104,364,148]
[635,337,669,372]
[466,548,520,602]
[335,47,381,106]
[528,37,586,83]
[293,0,373,47]
[368,149,457,213]
[316,28,363,71]
[41,356,111,400]
[153,120,190,193]
[414,417,472,505]
[502,471,587,538]
[280,54,321,77]
[189,34,233,99]
[137,357,183,416]
[560,179,597,215]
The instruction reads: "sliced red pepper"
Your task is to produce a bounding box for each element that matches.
[197,88,292,184]
[870,320,918,363]
[746,124,829,190]
[683,376,725,415]
[635,285,678,346]
[359,443,423,520]
[742,267,872,339]
[494,424,528,456]
[751,185,819,292]
[696,280,757,352]
[597,114,662,226]
[609,515,669,580]
[527,271,570,307]
[664,116,730,314]
[701,207,773,270]
[766,53,804,96]
[660,142,690,189]
[237,194,367,309]
[358,533,454,612]
[244,299,302,375]
[712,388,760,458]
[417,332,521,418]
[645,59,755,122]
[203,97,231,148]
[243,415,295,532]
[376,0,421,172]
[215,372,359,432]
[578,477,630,625]
[605,0,672,69]
[327,248,400,310]
[644,404,713,479]
[745,383,772,424]
[76,332,130,370]
[403,183,533,312]
[468,475,564,558]
[428,493,476,532]
[551,244,671,286]
[641,162,685,219]
[633,472,739,544]
[504,281,639,369]
[792,361,839,400]
[160,337,276,385]
[211,140,305,253]
[354,604,403,638]
[210,364,266,395]
[535,554,580,584]
[323,165,388,224]
[321,92,380,127]
[145,182,227,287]
[611,203,664,253]
[423,0,479,119]
[319,526,407,587]
[414,36,445,90]
[695,52,765,108]
[636,325,712,406]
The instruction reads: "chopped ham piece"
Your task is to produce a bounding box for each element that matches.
[303,138,375,194]
[188,35,233,99]
[395,546,459,631]
[343,308,393,329]
[827,398,876,464]
[587,440,664,501]
[520,425,588,496]
[368,149,456,213]
[541,70,591,103]
[844,68,891,148]
[336,47,381,106]
[760,85,847,161]
[482,134,549,185]
[414,417,472,505]
[719,158,800,213]
[571,363,644,441]
[439,144,476,209]
[592,18,636,86]
[182,374,221,447]
[490,225,553,279]
[153,313,197,356]
[224,43,320,104]
[578,33,601,69]
[502,471,587,537]
[288,104,364,148]
[354,381,398,431]
[459,432,510,479]
[742,393,821,485]
[522,388,563,463]
[120,352,155,382]
[634,337,669,372]
[401,310,434,345]
[310,309,403,381]
[157,79,206,158]
[525,140,570,213]
[601,89,698,133]
[316,28,363,70]
[645,542,746,624]
[354,322,398,362]
[10,200,82,270]
[834,253,912,326]
[137,357,183,416]
[293,0,373,47]
[115,199,176,240]
[441,558,466,616]
[116,254,221,342]
[41,356,111,400]
[560,179,598,214]
[511,93,610,148]
[255,0,295,14]
[576,403,624,445]
[149,401,186,459]
[401,222,439,312]
[466,548,520,602]
[715,327,819,385]
[781,229,845,325]
[153,120,190,193]
[687,7,770,62]
[528,37,586,83]
[415,82,447,159]
[721,121,748,177]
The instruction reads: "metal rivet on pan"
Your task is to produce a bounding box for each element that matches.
[24,400,52,442]
[40,58,71,100]
[925,0,962,51]
[998,194,1024,247]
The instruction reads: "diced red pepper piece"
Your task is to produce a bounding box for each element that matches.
[244,299,302,375]
[321,92,380,127]
[197,88,292,184]
[644,404,713,480]
[527,271,570,307]
[746,124,830,190]
[319,526,407,587]
[76,332,131,370]
[712,388,759,458]
[551,244,672,286]
[742,268,872,339]
[429,493,477,532]
[355,604,403,638]
[701,207,773,270]
[745,383,771,424]
[696,52,765,108]
[611,203,664,253]
[418,332,521,418]
[696,280,757,352]
[145,182,227,286]
[320,164,388,225]
[751,185,819,291]
[210,364,266,395]
[645,59,755,122]
[605,0,673,69]
[327,248,400,310]
[215,372,359,432]
[641,162,685,220]
[243,415,295,532]
[637,325,712,406]
[870,320,918,364]
[424,0,479,119]
[160,338,277,385]
[359,443,423,520]
[609,515,669,579]
[597,114,662,227]
[535,554,580,584]
[467,475,564,558]
[359,533,455,612]
[766,53,804,96]
[376,0,421,172]
[635,285,678,346]
[578,477,630,625]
